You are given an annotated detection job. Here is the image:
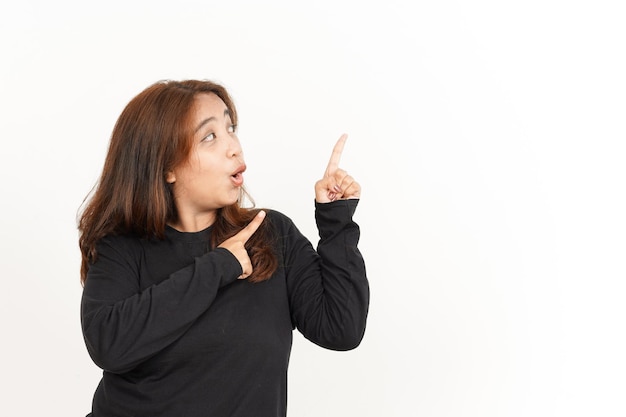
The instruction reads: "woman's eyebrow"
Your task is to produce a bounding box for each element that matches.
[195,109,230,133]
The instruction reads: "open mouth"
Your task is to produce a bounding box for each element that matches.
[231,165,246,186]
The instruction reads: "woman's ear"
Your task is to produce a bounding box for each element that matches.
[166,171,176,184]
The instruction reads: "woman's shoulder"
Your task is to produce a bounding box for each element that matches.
[263,208,298,231]
[95,232,148,262]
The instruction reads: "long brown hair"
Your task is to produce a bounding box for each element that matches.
[78,80,277,285]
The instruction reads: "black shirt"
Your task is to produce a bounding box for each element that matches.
[81,200,369,417]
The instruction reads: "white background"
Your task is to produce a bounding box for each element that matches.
[1,1,625,416]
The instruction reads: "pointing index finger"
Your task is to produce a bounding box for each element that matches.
[325,134,348,177]
[238,210,266,243]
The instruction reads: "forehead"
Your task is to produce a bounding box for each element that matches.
[191,93,229,122]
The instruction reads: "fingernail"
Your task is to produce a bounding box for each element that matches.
[334,185,342,192]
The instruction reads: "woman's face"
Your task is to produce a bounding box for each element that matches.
[167,93,245,229]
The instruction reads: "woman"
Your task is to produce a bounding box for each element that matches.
[79,79,369,417]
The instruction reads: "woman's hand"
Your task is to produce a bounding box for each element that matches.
[218,210,266,279]
[315,134,361,203]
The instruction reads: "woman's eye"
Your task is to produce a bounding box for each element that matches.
[228,124,237,133]
[202,133,216,142]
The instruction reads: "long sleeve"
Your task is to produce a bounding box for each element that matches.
[284,199,369,350]
[81,237,242,374]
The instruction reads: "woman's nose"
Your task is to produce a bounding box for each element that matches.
[227,134,242,157]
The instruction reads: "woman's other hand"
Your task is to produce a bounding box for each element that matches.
[315,134,361,203]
